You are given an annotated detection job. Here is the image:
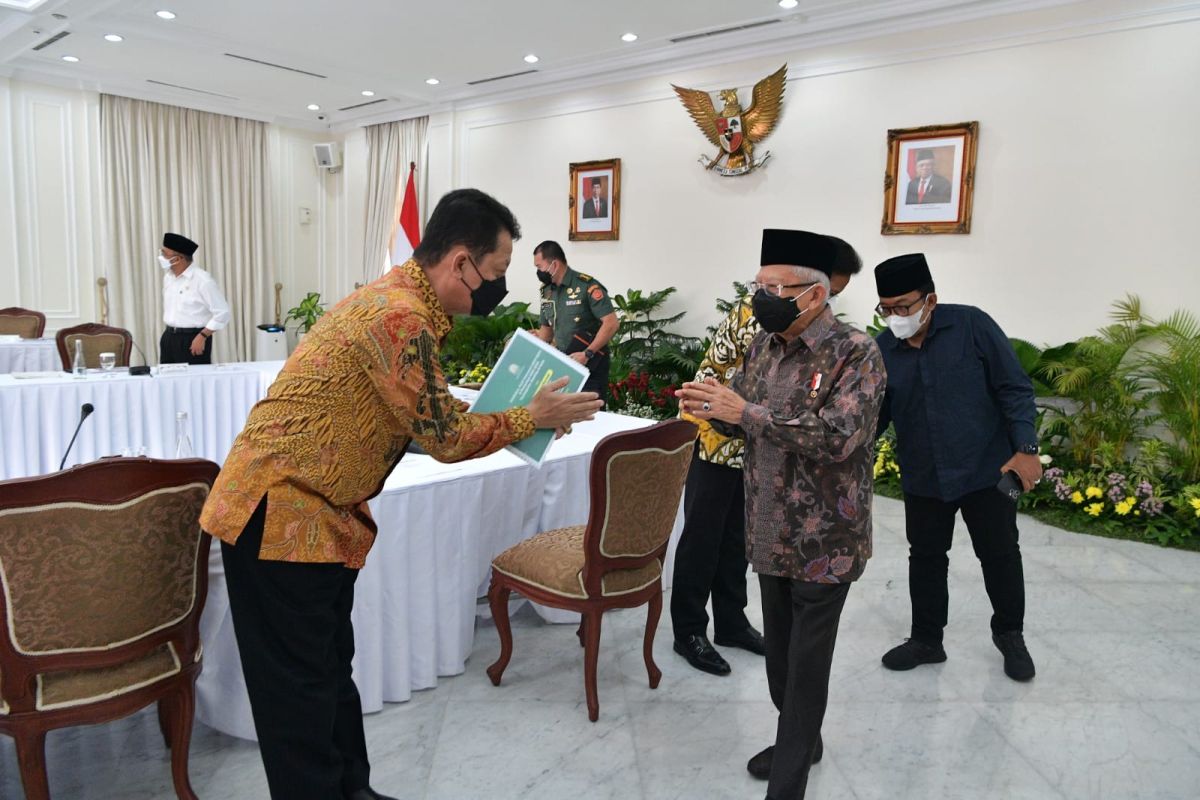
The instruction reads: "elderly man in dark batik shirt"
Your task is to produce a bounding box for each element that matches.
[679,229,885,800]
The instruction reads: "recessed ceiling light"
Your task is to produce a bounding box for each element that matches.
[361,90,375,97]
[778,0,799,8]
[621,33,638,43]
[61,55,79,62]
[425,77,440,85]
[306,104,320,111]
[523,54,539,64]
[155,10,176,20]
[104,33,123,42]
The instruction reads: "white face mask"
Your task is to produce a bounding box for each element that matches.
[158,254,174,270]
[886,299,929,340]
[826,294,840,314]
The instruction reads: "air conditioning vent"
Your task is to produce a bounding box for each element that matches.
[337,98,387,112]
[669,18,781,44]
[31,30,70,51]
[224,53,327,79]
[466,69,538,86]
[146,79,239,100]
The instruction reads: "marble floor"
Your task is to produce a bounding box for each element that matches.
[3,497,1199,799]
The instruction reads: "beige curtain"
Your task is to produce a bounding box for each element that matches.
[362,116,428,282]
[100,94,273,364]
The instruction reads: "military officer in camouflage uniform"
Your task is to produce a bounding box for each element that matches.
[533,240,619,404]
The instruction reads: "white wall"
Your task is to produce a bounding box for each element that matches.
[0,78,101,333]
[431,4,1200,345]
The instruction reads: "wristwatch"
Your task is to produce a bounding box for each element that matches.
[584,349,596,362]
[1018,443,1038,455]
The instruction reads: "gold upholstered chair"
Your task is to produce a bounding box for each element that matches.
[486,419,695,721]
[0,457,219,800]
[54,323,133,371]
[0,307,46,339]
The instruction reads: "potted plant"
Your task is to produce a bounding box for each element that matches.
[285,292,325,337]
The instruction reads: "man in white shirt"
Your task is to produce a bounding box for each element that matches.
[159,232,231,364]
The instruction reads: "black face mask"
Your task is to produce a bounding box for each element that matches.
[536,268,554,286]
[751,290,804,333]
[462,255,508,316]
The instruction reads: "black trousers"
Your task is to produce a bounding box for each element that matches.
[670,447,750,640]
[759,576,850,800]
[159,327,212,364]
[220,498,371,800]
[582,354,610,407]
[904,487,1025,645]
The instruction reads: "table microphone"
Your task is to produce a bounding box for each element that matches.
[129,339,152,376]
[59,402,95,471]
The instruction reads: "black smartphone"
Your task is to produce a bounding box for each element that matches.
[996,470,1023,502]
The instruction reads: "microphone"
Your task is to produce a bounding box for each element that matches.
[59,402,95,471]
[129,339,152,376]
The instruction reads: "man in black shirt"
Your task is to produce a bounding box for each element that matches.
[873,253,1041,682]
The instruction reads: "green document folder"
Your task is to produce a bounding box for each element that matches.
[469,328,590,466]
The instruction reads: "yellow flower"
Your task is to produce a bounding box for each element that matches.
[1085,486,1103,499]
[1085,502,1104,516]
[1070,491,1084,504]
[1190,498,1200,517]
[1114,499,1133,516]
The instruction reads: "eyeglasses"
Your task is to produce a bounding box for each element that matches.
[875,295,928,317]
[749,281,816,298]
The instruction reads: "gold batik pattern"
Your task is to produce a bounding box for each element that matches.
[680,299,759,468]
[199,261,535,567]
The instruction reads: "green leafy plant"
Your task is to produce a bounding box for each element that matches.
[607,287,704,420]
[285,292,325,333]
[1138,309,1200,483]
[440,302,538,377]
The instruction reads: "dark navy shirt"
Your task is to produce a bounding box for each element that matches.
[876,304,1037,503]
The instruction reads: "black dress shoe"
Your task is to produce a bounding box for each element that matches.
[714,625,766,656]
[346,788,399,800]
[881,638,947,671]
[993,631,1036,682]
[746,735,823,780]
[673,634,731,676]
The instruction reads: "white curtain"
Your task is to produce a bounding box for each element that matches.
[362,116,428,283]
[100,94,274,364]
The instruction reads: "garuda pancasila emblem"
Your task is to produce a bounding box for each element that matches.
[672,64,787,177]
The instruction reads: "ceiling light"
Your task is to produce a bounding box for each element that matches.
[306,104,320,111]
[104,33,124,42]
[523,54,539,64]
[361,90,375,97]
[425,77,440,85]
[621,33,638,43]
[155,10,176,20]
[61,55,79,62]
[778,0,799,8]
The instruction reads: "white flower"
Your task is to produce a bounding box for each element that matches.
[1039,454,1052,465]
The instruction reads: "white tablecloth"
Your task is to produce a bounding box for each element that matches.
[0,338,58,374]
[0,365,265,479]
[196,410,685,740]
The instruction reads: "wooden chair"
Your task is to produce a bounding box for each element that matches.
[0,307,46,339]
[486,419,695,721]
[54,323,133,371]
[0,457,219,800]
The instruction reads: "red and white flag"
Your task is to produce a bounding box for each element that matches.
[388,161,420,272]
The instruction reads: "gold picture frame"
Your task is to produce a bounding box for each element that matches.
[569,158,620,241]
[882,121,978,235]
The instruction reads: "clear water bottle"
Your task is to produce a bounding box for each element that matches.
[174,411,194,458]
[72,338,86,377]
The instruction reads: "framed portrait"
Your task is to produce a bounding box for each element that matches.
[569,158,621,241]
[882,121,978,235]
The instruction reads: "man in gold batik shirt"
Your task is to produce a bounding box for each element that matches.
[201,189,601,800]
[670,238,864,681]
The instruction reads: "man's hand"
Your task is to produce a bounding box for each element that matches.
[190,334,207,356]
[526,376,603,429]
[676,377,746,425]
[569,351,588,366]
[1001,452,1043,492]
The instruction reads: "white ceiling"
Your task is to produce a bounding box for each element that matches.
[0,0,1079,130]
